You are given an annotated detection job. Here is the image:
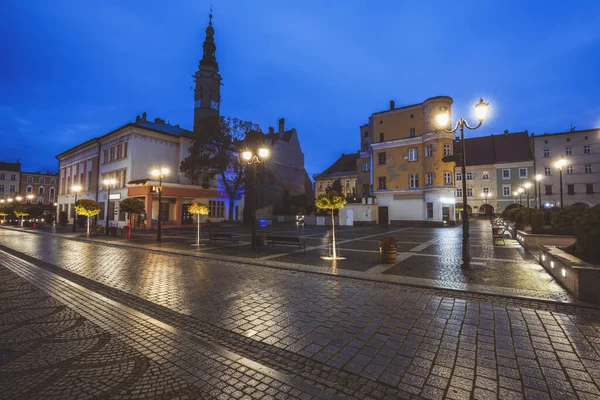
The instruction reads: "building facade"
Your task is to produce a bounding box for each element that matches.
[533,128,599,208]
[19,172,58,205]
[313,152,359,198]
[365,97,457,225]
[453,131,535,216]
[0,161,20,201]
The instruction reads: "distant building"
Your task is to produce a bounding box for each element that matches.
[313,152,359,198]
[532,128,599,208]
[453,130,534,216]
[19,171,58,205]
[0,161,20,201]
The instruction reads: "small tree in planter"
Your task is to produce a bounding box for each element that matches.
[188,202,209,247]
[119,198,146,238]
[74,200,101,236]
[315,189,346,260]
[14,205,29,227]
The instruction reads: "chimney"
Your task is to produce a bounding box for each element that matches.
[268,127,274,134]
[154,117,165,124]
[135,115,140,123]
[141,112,147,122]
[504,129,509,136]
[278,118,285,133]
[390,100,395,110]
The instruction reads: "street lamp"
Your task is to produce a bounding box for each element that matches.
[72,185,82,232]
[535,174,543,209]
[102,178,117,236]
[523,182,532,209]
[151,167,169,242]
[517,187,524,206]
[436,98,489,270]
[240,147,270,249]
[554,158,567,209]
[513,192,519,205]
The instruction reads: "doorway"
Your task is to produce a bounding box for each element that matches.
[378,206,388,225]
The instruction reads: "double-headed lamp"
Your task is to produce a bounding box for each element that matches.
[535,174,543,182]
[72,185,82,193]
[436,111,449,128]
[523,182,532,190]
[258,148,269,159]
[242,150,252,161]
[26,194,34,200]
[103,178,117,186]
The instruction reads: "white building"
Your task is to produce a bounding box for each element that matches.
[533,128,600,208]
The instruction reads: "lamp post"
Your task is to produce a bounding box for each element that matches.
[72,185,81,232]
[151,167,169,242]
[436,98,489,270]
[535,174,543,209]
[481,191,491,217]
[523,182,532,209]
[240,147,270,249]
[513,192,519,206]
[517,187,524,206]
[15,195,23,227]
[554,158,567,209]
[103,178,117,236]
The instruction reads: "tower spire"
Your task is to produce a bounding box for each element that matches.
[200,7,218,70]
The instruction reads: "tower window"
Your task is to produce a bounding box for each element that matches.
[379,133,384,142]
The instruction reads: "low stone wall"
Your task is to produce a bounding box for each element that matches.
[516,230,576,250]
[538,246,600,303]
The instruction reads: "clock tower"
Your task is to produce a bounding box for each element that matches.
[193,11,221,130]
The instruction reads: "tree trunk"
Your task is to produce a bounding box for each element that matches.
[197,214,201,246]
[331,209,336,259]
[228,195,235,221]
[87,217,90,236]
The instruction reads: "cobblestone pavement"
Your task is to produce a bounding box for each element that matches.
[1,228,600,399]
[8,219,571,302]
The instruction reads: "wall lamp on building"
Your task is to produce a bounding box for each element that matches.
[102,178,117,236]
[240,147,269,249]
[436,98,489,270]
[151,167,169,242]
[554,157,567,209]
[72,185,82,233]
[535,174,543,209]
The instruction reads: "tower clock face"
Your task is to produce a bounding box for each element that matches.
[194,100,201,109]
[210,100,219,110]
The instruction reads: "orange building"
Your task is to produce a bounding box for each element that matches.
[363,97,457,225]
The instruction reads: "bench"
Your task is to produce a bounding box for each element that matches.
[492,226,507,245]
[209,232,239,247]
[265,235,306,253]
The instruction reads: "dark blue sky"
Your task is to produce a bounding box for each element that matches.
[1,0,599,177]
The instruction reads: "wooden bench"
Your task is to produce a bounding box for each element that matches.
[265,235,306,253]
[492,226,507,245]
[209,232,239,246]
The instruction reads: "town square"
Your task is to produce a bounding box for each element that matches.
[1,1,600,399]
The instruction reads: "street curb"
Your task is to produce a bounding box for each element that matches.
[2,225,598,311]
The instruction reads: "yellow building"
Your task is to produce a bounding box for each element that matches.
[364,97,457,224]
[314,153,358,198]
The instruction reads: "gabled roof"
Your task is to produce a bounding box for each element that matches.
[454,130,532,166]
[133,121,193,138]
[0,162,21,172]
[314,152,359,179]
[264,129,295,143]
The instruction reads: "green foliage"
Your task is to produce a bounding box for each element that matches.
[58,211,68,226]
[551,205,587,228]
[379,235,398,249]
[570,205,600,263]
[530,212,544,234]
[315,190,346,211]
[330,179,343,194]
[27,206,44,218]
[119,197,145,214]
[74,199,101,217]
[505,208,521,221]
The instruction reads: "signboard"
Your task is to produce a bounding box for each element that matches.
[109,193,121,200]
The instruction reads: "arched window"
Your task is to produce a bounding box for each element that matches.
[50,178,56,185]
[26,185,33,193]
[38,197,44,204]
[39,177,45,184]
[38,186,44,194]
[27,176,33,183]
[50,187,55,202]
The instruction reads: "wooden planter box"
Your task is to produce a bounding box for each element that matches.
[380,246,397,264]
